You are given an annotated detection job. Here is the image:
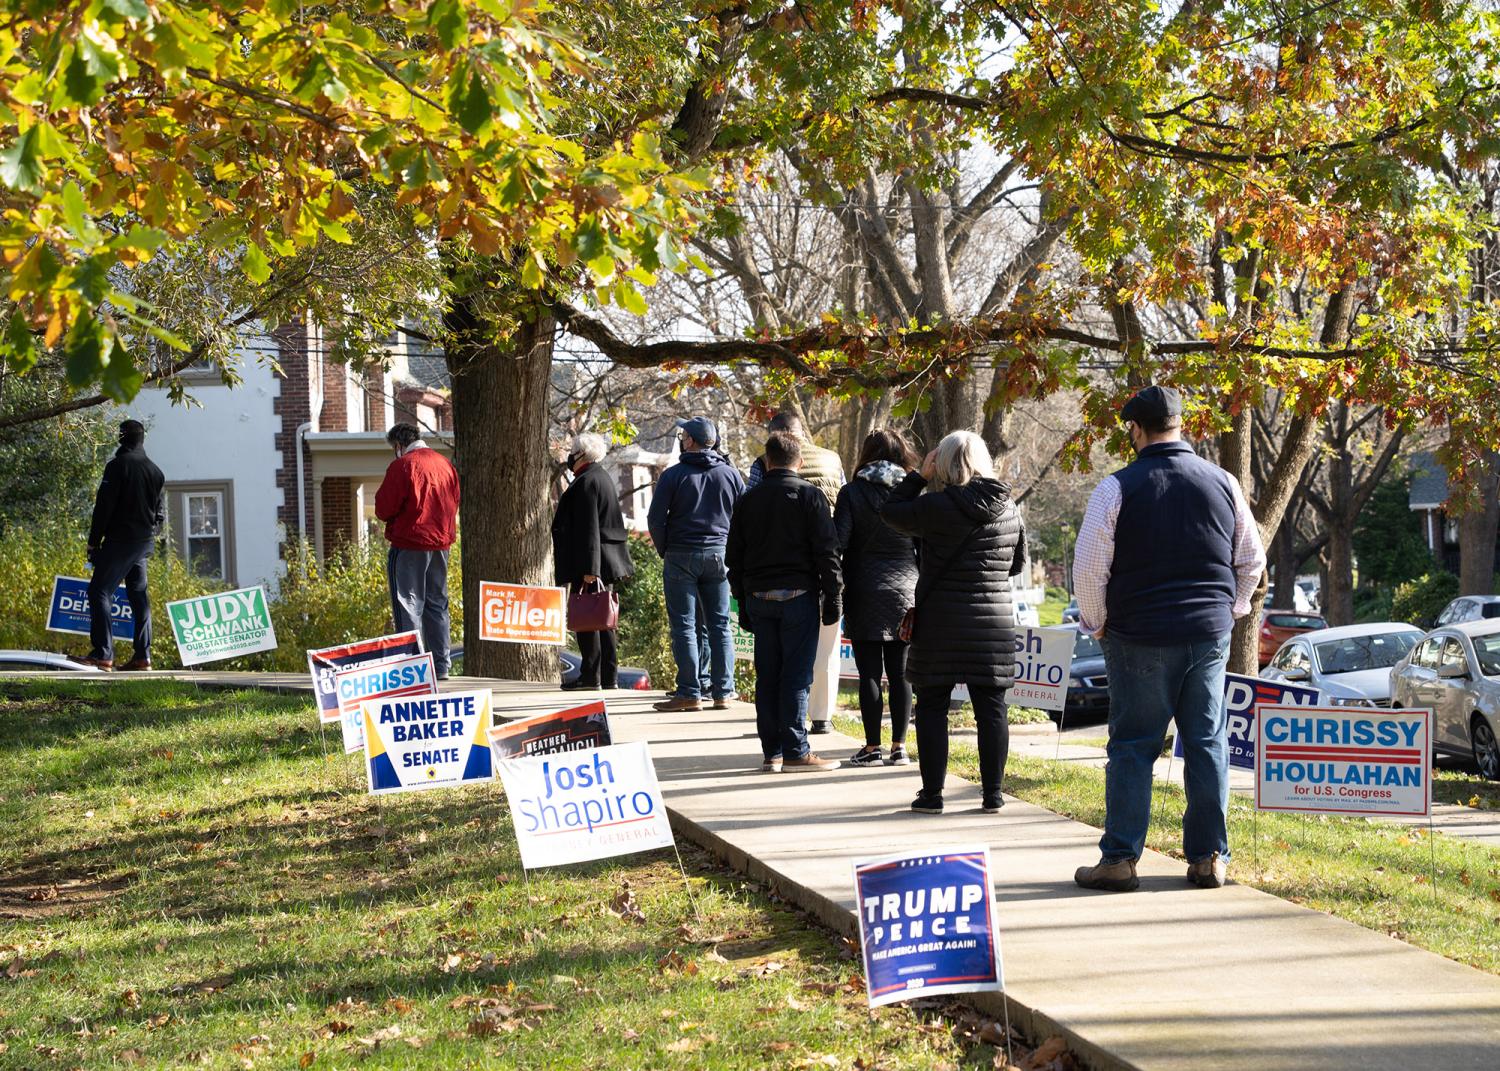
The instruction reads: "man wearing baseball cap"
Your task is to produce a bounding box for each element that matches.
[1071,385,1266,892]
[647,416,746,711]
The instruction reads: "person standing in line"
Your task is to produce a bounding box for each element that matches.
[728,431,843,772]
[881,431,1026,815]
[79,419,165,671]
[552,433,634,690]
[1072,386,1266,893]
[748,411,845,732]
[647,416,745,712]
[834,429,920,767]
[375,422,461,680]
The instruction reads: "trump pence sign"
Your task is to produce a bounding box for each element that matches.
[496,741,675,869]
[853,847,1003,1008]
[362,689,494,795]
[478,582,567,646]
[1255,705,1432,818]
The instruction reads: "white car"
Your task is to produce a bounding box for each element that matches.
[1389,621,1500,781]
[1014,600,1041,628]
[0,651,96,672]
[1261,622,1423,706]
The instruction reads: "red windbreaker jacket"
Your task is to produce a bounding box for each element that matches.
[374,447,461,550]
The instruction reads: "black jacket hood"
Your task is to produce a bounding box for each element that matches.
[946,477,1012,524]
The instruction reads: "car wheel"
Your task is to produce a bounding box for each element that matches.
[1472,715,1500,782]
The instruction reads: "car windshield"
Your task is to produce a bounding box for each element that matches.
[1073,631,1102,659]
[1313,632,1419,674]
[1267,613,1324,630]
[1472,635,1500,677]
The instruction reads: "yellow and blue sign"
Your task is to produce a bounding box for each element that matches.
[853,847,1003,1008]
[47,576,132,641]
[362,688,494,795]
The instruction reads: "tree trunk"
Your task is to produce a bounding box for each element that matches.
[1323,445,1356,625]
[446,294,558,682]
[1459,449,1500,595]
[1269,520,1300,608]
[1219,409,1265,674]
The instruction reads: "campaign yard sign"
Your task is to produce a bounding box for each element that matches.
[853,847,1003,1009]
[306,631,423,724]
[1007,628,1075,713]
[1255,706,1432,818]
[1173,674,1322,769]
[167,587,277,666]
[47,576,132,641]
[489,700,612,760]
[729,598,756,662]
[496,740,675,870]
[333,653,437,753]
[478,582,567,646]
[363,689,494,795]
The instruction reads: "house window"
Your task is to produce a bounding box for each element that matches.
[165,481,236,585]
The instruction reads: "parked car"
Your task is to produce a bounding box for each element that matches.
[1258,610,1327,667]
[1434,596,1500,627]
[1060,624,1108,723]
[1389,622,1500,780]
[1261,622,1423,706]
[1061,599,1080,624]
[1014,600,1042,628]
[0,651,95,672]
[1265,584,1317,614]
[559,649,652,691]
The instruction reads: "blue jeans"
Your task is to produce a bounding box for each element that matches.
[663,547,734,699]
[747,592,819,760]
[1100,633,1231,864]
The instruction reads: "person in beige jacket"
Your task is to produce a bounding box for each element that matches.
[748,412,846,732]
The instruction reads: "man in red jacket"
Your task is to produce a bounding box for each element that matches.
[375,423,461,679]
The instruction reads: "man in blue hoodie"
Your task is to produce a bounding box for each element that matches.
[648,416,746,712]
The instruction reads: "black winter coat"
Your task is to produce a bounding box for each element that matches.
[552,464,634,588]
[834,477,918,641]
[89,444,165,550]
[880,472,1026,689]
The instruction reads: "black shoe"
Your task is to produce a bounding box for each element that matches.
[981,794,1004,814]
[911,792,944,815]
[809,721,832,735]
[560,680,597,691]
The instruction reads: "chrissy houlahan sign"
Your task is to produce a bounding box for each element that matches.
[166,587,277,665]
[853,847,1003,1009]
[333,652,437,754]
[1255,705,1432,818]
[1173,674,1322,770]
[306,631,423,724]
[362,689,495,795]
[495,740,675,869]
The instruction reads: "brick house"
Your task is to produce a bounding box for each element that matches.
[116,318,453,591]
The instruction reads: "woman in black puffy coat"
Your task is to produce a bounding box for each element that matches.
[834,429,920,768]
[880,431,1026,815]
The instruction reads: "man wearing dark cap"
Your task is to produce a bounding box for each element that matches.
[81,419,166,670]
[1071,385,1266,893]
[647,416,746,712]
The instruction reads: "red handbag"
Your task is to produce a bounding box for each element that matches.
[567,579,619,633]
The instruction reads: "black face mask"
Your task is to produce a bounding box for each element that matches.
[564,453,579,470]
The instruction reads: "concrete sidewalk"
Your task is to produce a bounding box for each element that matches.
[11,670,1500,1069]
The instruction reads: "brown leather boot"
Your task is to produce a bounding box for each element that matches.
[117,657,152,672]
[75,656,114,671]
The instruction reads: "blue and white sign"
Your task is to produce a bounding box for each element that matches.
[333,652,437,753]
[1255,705,1432,818]
[1173,673,1321,769]
[363,689,494,795]
[496,741,675,870]
[853,847,1003,1008]
[47,576,132,641]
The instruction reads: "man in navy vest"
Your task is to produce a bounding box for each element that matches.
[1071,386,1266,892]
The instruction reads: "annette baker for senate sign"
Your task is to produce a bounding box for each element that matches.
[1255,705,1432,818]
[853,848,1002,1009]
[495,741,675,870]
[362,689,494,795]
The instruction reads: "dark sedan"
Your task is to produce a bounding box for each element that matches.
[1060,625,1108,723]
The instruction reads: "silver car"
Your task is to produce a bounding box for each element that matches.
[1389,621,1500,781]
[1261,622,1423,707]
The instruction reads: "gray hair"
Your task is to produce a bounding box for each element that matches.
[571,432,608,464]
[930,430,995,490]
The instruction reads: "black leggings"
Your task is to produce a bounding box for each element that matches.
[850,640,910,747]
[913,683,1009,798]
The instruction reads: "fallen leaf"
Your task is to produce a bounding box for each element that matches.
[384,997,413,1014]
[25,886,57,903]
[622,1028,640,1042]
[978,1020,1008,1046]
[609,886,647,924]
[120,988,142,1009]
[317,1021,353,1039]
[146,1012,171,1030]
[766,1041,794,1053]
[118,1048,144,1065]
[440,953,463,973]
[1024,1035,1068,1069]
[665,1037,701,1052]
[298,1053,314,1069]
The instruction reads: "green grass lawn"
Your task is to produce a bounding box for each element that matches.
[0,680,1047,1071]
[836,713,1500,975]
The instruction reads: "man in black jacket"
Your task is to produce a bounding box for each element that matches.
[726,432,843,772]
[80,420,165,671]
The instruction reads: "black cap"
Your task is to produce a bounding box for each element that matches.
[1119,385,1182,426]
[118,419,145,444]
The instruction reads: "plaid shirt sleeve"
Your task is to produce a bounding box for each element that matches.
[1229,476,1268,619]
[1072,476,1120,636]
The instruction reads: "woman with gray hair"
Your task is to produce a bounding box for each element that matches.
[551,432,633,689]
[880,430,1026,815]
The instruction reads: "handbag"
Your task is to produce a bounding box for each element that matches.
[898,507,984,642]
[567,578,619,633]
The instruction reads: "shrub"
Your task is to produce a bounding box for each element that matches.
[616,535,674,688]
[1390,571,1459,629]
[1353,587,1395,625]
